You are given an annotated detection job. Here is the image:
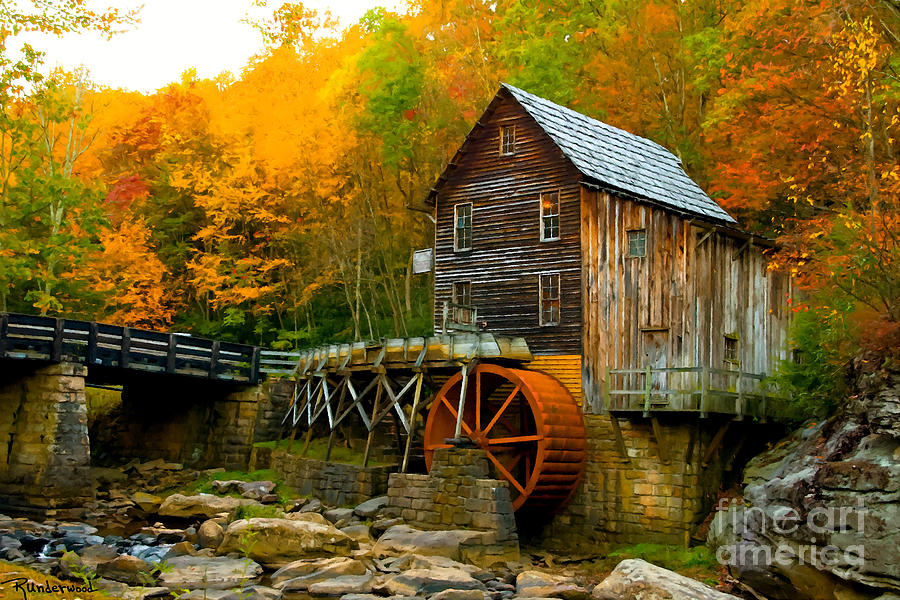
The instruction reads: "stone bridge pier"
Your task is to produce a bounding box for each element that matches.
[0,360,294,511]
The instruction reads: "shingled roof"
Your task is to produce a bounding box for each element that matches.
[500,83,736,224]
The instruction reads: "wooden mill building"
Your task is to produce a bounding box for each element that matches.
[425,83,793,545]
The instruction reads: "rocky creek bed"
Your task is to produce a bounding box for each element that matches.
[0,459,738,600]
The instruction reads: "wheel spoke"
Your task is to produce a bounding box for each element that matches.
[487,434,542,445]
[440,396,473,435]
[483,386,519,435]
[486,450,526,495]
[475,371,482,432]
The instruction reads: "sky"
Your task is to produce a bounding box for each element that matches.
[16,0,407,93]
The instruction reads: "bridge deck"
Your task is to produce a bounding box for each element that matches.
[0,313,260,383]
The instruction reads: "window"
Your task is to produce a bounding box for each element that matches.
[540,191,560,241]
[500,125,516,155]
[454,203,472,251]
[627,229,646,258]
[724,335,739,364]
[452,281,473,325]
[539,273,560,326]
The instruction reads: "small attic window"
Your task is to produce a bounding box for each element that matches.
[500,125,516,155]
[724,335,740,364]
[627,230,646,258]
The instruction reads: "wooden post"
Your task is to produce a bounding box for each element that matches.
[363,375,384,467]
[401,372,424,473]
[167,334,177,374]
[735,370,744,421]
[603,366,611,412]
[325,376,349,462]
[759,372,768,423]
[250,347,261,384]
[650,416,669,465]
[454,362,470,439]
[702,421,730,467]
[86,322,98,365]
[120,327,131,368]
[50,318,64,362]
[0,313,7,358]
[209,341,220,379]
[700,365,710,418]
[609,414,629,462]
[642,364,652,417]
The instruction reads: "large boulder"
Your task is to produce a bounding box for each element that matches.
[158,494,258,519]
[372,525,483,561]
[96,555,155,586]
[307,573,375,596]
[354,496,388,519]
[217,517,354,568]
[709,358,900,599]
[198,520,225,549]
[516,570,590,600]
[271,556,367,589]
[379,566,486,596]
[157,555,263,590]
[591,559,738,600]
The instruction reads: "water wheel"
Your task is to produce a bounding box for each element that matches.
[423,363,586,513]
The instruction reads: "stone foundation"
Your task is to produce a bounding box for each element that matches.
[0,362,92,509]
[535,413,735,548]
[385,447,519,564]
[270,448,396,506]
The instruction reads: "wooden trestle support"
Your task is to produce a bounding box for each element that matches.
[269,333,586,513]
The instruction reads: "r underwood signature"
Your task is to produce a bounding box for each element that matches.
[2,576,97,599]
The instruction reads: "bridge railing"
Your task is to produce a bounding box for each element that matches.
[0,313,260,383]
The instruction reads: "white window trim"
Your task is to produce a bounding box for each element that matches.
[499,124,516,156]
[539,190,561,242]
[453,202,473,252]
[538,271,561,327]
[627,228,647,258]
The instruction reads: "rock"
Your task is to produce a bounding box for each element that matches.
[271,556,367,588]
[381,567,487,596]
[430,590,487,600]
[158,493,259,519]
[325,508,356,524]
[354,496,388,519]
[373,525,483,561]
[93,578,130,594]
[340,595,383,600]
[300,498,323,513]
[308,574,375,596]
[178,590,235,600]
[157,555,263,590]
[286,512,331,526]
[132,492,163,513]
[341,524,373,543]
[217,518,354,568]
[370,517,403,538]
[198,520,225,549]
[119,586,171,599]
[516,570,590,600]
[708,359,900,599]
[591,559,738,600]
[165,541,195,558]
[92,467,128,485]
[221,585,282,600]
[59,545,118,579]
[96,554,154,586]
[140,526,186,543]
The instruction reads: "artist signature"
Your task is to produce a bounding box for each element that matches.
[2,577,97,599]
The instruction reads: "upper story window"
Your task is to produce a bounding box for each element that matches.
[627,229,647,258]
[454,203,472,252]
[500,125,516,155]
[540,191,560,241]
[539,273,560,326]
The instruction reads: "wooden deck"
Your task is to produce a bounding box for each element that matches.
[604,365,781,419]
[0,312,260,383]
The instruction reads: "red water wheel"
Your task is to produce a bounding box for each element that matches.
[423,363,586,513]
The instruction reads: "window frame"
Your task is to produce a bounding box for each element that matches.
[627,229,647,258]
[724,334,740,366]
[453,202,473,252]
[452,281,473,325]
[499,125,516,156]
[539,190,561,242]
[538,272,561,327]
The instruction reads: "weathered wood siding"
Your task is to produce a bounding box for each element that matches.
[580,188,793,411]
[433,92,583,355]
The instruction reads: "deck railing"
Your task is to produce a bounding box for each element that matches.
[604,365,780,419]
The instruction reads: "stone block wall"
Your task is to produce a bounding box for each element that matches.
[252,379,295,443]
[270,448,396,506]
[385,447,519,565]
[0,362,91,509]
[535,412,731,548]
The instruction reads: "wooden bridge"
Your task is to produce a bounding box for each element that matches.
[0,312,260,384]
